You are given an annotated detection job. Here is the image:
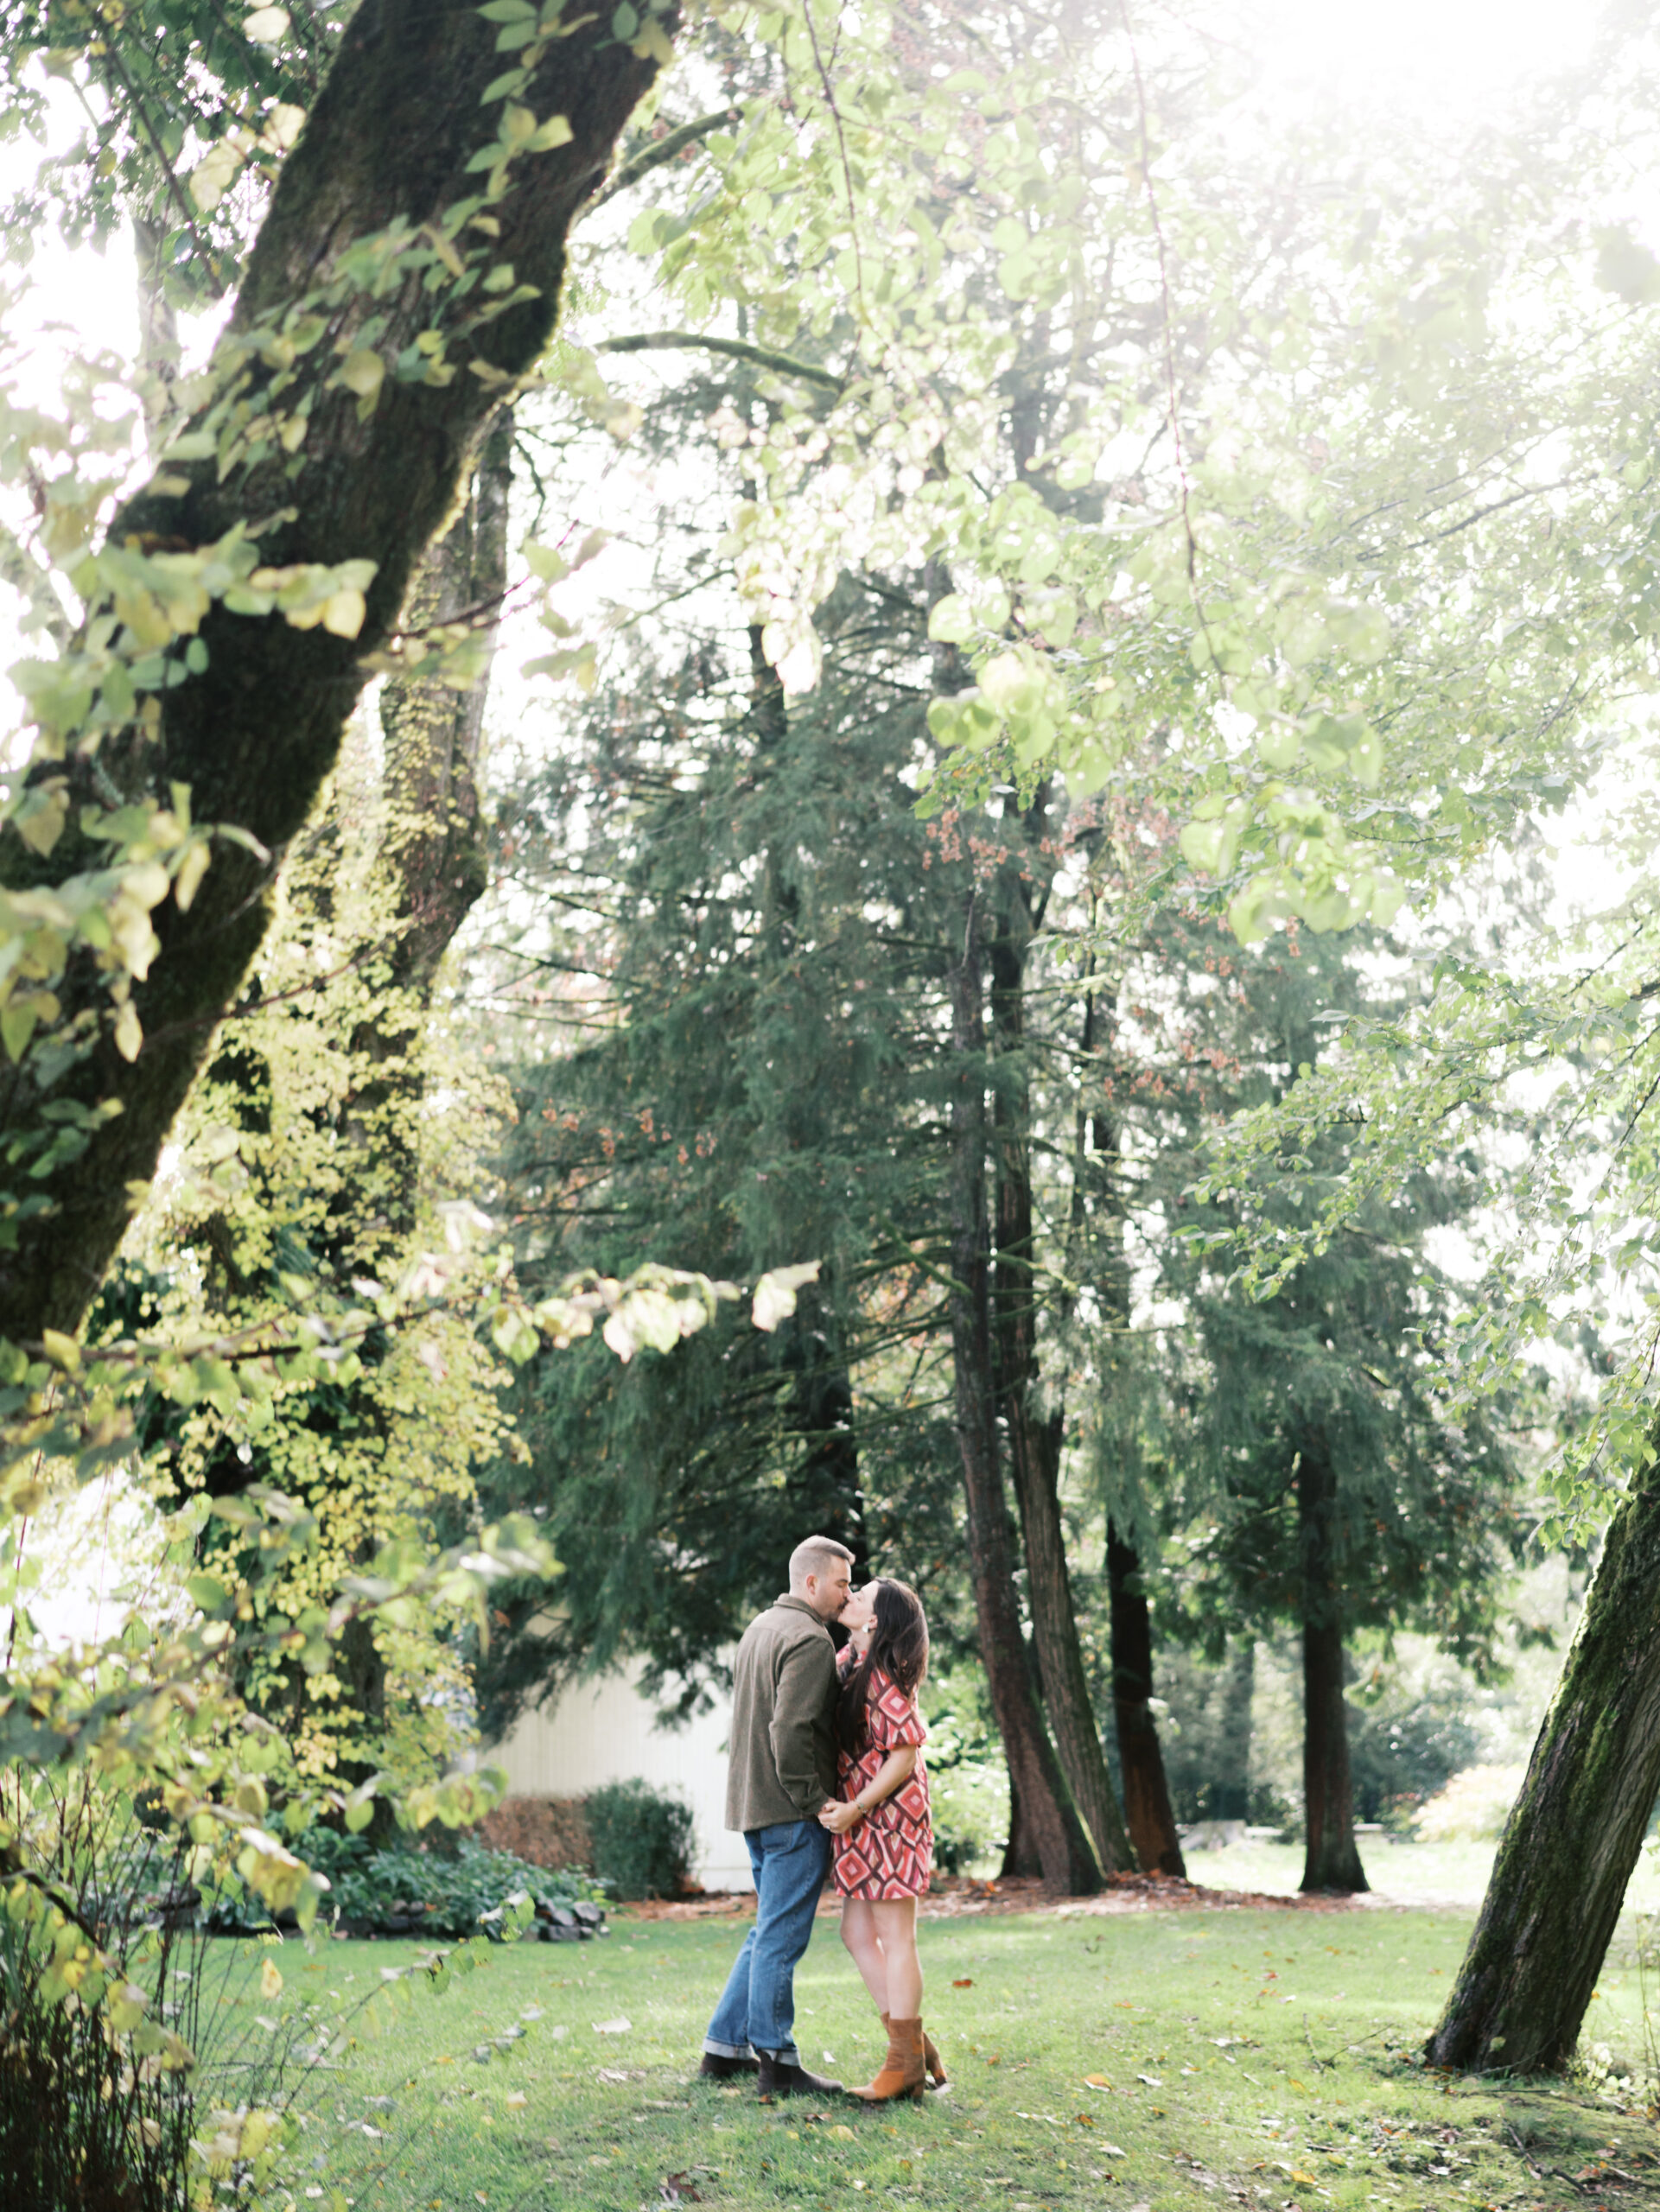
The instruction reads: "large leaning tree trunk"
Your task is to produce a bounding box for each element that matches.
[1298,1437,1368,1895]
[0,0,671,1341]
[988,845,1133,1875]
[1428,1444,1660,2073]
[949,885,1102,1895]
[1106,1522,1186,1876]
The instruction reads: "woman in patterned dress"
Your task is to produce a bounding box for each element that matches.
[817,1578,944,2101]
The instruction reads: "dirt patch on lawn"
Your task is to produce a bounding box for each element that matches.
[615,1870,1369,1923]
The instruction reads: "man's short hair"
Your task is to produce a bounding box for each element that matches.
[788,1535,855,1591]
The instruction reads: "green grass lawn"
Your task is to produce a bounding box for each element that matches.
[1179,1839,1660,1921]
[226,1905,1660,2212]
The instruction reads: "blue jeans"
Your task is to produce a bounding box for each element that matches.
[703,1819,832,2064]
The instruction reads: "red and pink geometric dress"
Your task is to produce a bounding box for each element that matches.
[831,1658,932,1902]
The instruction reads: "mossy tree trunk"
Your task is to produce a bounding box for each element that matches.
[949,887,1102,1896]
[1106,1522,1186,1876]
[1299,1440,1368,1895]
[1428,1446,1660,2074]
[0,0,671,1340]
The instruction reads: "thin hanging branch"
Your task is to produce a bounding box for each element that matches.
[597,330,844,389]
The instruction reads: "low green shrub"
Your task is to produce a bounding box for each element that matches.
[206,1832,604,1939]
[584,1779,695,1899]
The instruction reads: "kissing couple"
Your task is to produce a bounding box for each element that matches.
[697,1535,947,2102]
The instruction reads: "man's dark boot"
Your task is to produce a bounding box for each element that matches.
[699,2052,760,2079]
[756,2050,843,2099]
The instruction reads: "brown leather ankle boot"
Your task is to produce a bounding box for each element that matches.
[882,2010,946,2088]
[852,2015,925,2101]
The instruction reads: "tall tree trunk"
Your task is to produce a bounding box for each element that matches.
[0,0,670,1340]
[325,416,513,1827]
[1106,1522,1186,1875]
[988,852,1130,1875]
[1299,1440,1368,1895]
[949,888,1101,1896]
[1001,1773,1045,1878]
[1213,1640,1255,1821]
[785,1281,866,1573]
[1428,1446,1660,2073]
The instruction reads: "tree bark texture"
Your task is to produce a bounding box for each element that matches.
[1105,1521,1186,1876]
[1428,1447,1660,2074]
[378,407,512,999]
[0,0,671,1338]
[949,889,1101,1895]
[1298,1441,1369,1895]
[988,872,1130,1876]
[1000,1772,1045,1878]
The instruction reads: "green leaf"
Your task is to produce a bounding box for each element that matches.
[926,594,974,644]
[186,1573,231,1616]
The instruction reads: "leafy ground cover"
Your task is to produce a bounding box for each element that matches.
[224,1897,1660,2212]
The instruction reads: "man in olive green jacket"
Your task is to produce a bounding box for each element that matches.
[699,1535,854,2099]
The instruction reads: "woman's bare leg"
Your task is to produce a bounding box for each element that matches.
[869,1898,922,2018]
[840,1898,890,2010]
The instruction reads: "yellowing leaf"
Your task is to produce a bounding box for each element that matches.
[260,1955,284,1999]
[189,138,245,212]
[753,1261,821,1332]
[173,840,211,912]
[41,1328,80,1374]
[322,588,367,639]
[339,349,385,401]
[113,999,143,1063]
[264,101,307,149]
[16,786,68,857]
[629,16,673,61]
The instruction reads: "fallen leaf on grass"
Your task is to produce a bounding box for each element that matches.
[1103,2144,1129,2157]
[1084,2075,1112,2088]
[505,2093,527,2109]
[953,1977,974,1987]
[830,2124,857,2141]
[1291,2172,1318,2186]
[660,2176,704,2205]
[1136,2075,1163,2088]
[595,2018,633,2035]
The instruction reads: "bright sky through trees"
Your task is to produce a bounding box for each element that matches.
[1254,0,1606,114]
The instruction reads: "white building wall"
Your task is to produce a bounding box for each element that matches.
[486,1659,754,1891]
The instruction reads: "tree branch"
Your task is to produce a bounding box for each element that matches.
[0,0,677,1338]
[591,106,740,210]
[597,330,843,391]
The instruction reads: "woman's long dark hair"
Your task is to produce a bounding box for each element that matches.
[837,1579,929,1757]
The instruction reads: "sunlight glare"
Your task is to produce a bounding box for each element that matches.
[1254,0,1608,117]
